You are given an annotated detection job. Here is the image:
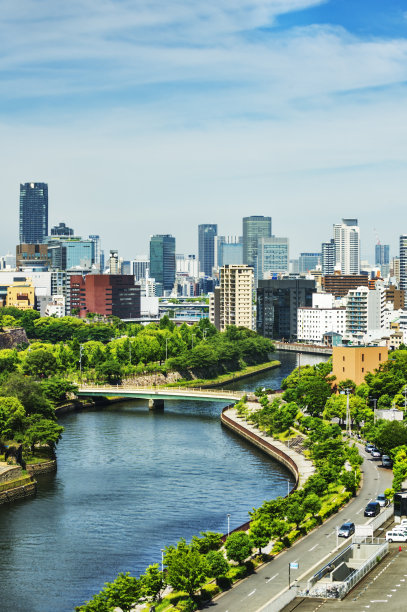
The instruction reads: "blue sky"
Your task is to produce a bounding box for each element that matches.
[1,0,407,261]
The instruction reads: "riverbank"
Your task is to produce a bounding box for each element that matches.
[0,463,37,505]
[165,359,281,388]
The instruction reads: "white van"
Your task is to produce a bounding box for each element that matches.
[386,531,407,542]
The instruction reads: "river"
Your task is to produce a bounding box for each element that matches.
[0,350,328,612]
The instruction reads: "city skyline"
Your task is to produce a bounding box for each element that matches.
[1,1,406,258]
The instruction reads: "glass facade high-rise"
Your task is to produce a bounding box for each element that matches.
[257,237,289,278]
[149,234,176,293]
[19,182,48,244]
[321,239,335,275]
[400,235,407,296]
[299,252,321,274]
[375,244,390,266]
[198,224,217,276]
[333,218,360,275]
[242,216,272,272]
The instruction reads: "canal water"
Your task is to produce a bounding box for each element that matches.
[0,351,328,612]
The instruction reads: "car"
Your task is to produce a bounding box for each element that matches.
[365,443,375,453]
[386,530,407,542]
[364,502,380,517]
[338,521,355,538]
[382,455,393,468]
[400,519,407,527]
[371,449,382,459]
[376,494,389,507]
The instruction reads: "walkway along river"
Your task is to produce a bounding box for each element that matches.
[0,351,327,612]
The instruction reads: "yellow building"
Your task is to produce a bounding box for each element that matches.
[332,345,388,387]
[6,280,35,311]
[219,265,254,331]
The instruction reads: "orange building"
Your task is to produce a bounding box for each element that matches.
[332,346,388,386]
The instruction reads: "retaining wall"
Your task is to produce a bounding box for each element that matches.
[27,460,57,475]
[0,465,22,484]
[0,482,37,505]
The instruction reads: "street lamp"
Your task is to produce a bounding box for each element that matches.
[227,513,231,537]
[165,337,168,361]
[129,342,132,365]
[341,387,352,437]
[161,549,164,573]
[191,334,195,349]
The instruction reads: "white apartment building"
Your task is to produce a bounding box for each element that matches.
[345,286,385,340]
[333,218,360,275]
[220,264,253,331]
[297,293,346,343]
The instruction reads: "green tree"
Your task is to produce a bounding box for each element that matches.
[0,396,26,440]
[269,519,290,543]
[96,359,123,384]
[75,572,142,612]
[225,531,253,564]
[164,541,208,598]
[249,520,271,554]
[40,378,78,405]
[391,445,407,493]
[22,349,58,378]
[206,550,230,585]
[0,373,55,419]
[141,564,165,602]
[190,531,223,554]
[303,493,322,517]
[372,420,407,456]
[24,415,64,452]
[286,500,305,528]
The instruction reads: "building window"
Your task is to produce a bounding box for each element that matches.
[361,367,364,373]
[343,356,345,361]
[379,353,382,361]
[361,354,364,362]
[342,367,345,372]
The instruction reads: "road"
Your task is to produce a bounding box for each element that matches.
[206,446,393,612]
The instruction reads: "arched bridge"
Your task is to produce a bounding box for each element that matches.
[77,384,246,409]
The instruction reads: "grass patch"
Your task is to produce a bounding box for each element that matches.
[163,361,280,388]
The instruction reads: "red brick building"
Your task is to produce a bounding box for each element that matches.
[70,274,140,319]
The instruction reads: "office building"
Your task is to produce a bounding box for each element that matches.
[89,235,102,271]
[219,265,254,331]
[257,278,315,340]
[5,280,35,310]
[375,243,390,267]
[299,252,321,275]
[0,253,16,270]
[333,219,360,274]
[19,182,48,244]
[16,244,51,269]
[46,237,95,270]
[242,216,272,270]
[400,235,407,296]
[385,285,405,310]
[51,222,74,237]
[215,236,243,268]
[198,224,217,276]
[176,254,198,278]
[109,250,119,274]
[70,274,140,319]
[322,274,369,298]
[149,235,176,294]
[257,237,289,278]
[132,256,149,281]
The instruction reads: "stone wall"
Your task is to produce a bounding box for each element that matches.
[0,327,29,349]
[0,465,22,484]
[123,370,183,387]
[27,460,57,475]
[0,482,37,505]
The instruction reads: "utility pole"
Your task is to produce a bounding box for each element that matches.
[343,387,352,437]
[79,344,84,382]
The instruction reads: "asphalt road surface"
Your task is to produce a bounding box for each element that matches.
[206,445,393,612]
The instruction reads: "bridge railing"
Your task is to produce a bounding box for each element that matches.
[76,383,246,397]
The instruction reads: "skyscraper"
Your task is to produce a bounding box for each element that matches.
[149,234,176,294]
[257,237,289,278]
[375,243,390,266]
[299,252,321,274]
[51,222,74,237]
[400,235,407,296]
[242,216,272,270]
[321,239,335,275]
[333,219,360,275]
[198,224,217,276]
[19,182,48,244]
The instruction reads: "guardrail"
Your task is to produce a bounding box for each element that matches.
[77,384,246,397]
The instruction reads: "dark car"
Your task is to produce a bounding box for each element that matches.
[364,502,380,517]
[338,521,355,538]
[382,455,393,468]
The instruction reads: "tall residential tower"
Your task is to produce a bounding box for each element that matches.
[198,224,217,276]
[19,182,48,244]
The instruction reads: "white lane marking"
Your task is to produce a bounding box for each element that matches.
[371,601,388,603]
[248,590,256,597]
[391,589,397,591]
[356,508,363,514]
[266,574,278,583]
[309,544,318,551]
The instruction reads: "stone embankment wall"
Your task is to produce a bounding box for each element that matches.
[221,405,314,489]
[123,371,183,387]
[0,327,29,349]
[27,460,57,475]
[0,482,37,505]
[0,465,22,484]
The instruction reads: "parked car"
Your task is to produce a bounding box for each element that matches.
[376,494,389,507]
[338,522,355,538]
[400,519,407,527]
[371,449,382,459]
[365,443,375,453]
[386,530,407,542]
[382,455,393,468]
[364,502,380,517]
